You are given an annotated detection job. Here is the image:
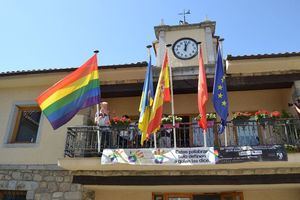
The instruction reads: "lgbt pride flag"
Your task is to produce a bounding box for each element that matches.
[36,54,100,129]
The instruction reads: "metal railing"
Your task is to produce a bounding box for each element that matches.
[64,119,300,157]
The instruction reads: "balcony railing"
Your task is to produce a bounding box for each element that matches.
[64,119,300,157]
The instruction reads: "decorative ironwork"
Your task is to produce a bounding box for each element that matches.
[64,119,300,158]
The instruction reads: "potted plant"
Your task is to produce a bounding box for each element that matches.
[206,113,217,127]
[232,111,252,126]
[255,109,274,125]
[194,113,217,128]
[285,144,300,153]
[110,116,131,129]
[161,115,182,128]
[271,111,281,118]
[280,110,294,124]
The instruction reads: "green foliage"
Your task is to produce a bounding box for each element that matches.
[285,144,300,153]
[161,115,182,124]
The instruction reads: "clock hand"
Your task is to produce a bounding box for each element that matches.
[184,41,188,51]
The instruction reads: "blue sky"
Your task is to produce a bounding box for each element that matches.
[0,0,299,72]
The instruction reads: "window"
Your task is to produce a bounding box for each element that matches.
[0,190,26,200]
[9,105,41,144]
[220,193,243,200]
[165,193,192,200]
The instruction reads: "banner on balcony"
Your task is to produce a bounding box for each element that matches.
[101,147,216,165]
[216,145,287,164]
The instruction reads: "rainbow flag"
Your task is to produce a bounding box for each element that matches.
[146,51,170,137]
[36,54,100,129]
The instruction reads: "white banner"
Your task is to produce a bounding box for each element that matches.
[101,147,216,165]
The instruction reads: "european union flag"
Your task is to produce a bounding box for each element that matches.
[213,47,228,134]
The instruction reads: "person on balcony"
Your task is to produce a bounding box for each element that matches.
[294,98,300,116]
[95,102,111,148]
[289,98,300,117]
[95,102,110,126]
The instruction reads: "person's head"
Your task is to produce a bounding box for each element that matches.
[100,102,109,113]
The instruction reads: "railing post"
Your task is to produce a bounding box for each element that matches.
[224,125,228,147]
[284,124,290,144]
[294,125,298,140]
[97,126,102,153]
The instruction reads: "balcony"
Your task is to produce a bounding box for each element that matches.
[64,119,300,158]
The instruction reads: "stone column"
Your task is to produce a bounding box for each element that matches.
[82,188,95,200]
[204,27,215,64]
[156,30,166,67]
[292,80,300,100]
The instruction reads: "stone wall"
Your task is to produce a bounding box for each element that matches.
[0,165,94,200]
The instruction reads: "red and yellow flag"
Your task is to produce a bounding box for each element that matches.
[197,45,208,130]
[146,51,170,137]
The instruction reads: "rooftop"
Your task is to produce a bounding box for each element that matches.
[154,21,216,39]
[0,61,148,77]
[227,52,300,60]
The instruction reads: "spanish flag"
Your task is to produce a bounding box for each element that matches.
[36,55,100,129]
[138,55,154,145]
[146,51,170,137]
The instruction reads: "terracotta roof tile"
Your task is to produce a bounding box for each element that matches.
[227,52,300,60]
[0,61,148,77]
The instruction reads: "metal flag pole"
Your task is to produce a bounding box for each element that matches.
[203,130,207,147]
[96,103,101,153]
[224,126,228,147]
[146,45,157,149]
[218,39,228,147]
[93,50,102,153]
[166,44,177,149]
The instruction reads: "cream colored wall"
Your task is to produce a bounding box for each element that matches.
[104,88,292,119]
[227,56,300,74]
[0,84,293,165]
[0,86,85,165]
[95,189,151,200]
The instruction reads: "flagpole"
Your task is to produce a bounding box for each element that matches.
[93,50,102,153]
[146,45,157,149]
[218,39,228,147]
[96,103,101,153]
[219,38,224,57]
[166,44,177,149]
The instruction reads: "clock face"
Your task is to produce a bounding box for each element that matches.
[172,38,198,60]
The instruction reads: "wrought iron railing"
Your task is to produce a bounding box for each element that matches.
[64,119,300,157]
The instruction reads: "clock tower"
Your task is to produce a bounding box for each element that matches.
[153,20,218,68]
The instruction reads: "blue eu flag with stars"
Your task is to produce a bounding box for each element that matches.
[213,47,228,134]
